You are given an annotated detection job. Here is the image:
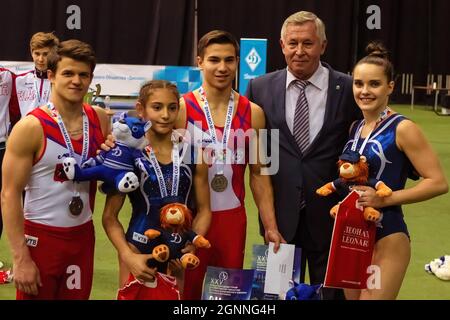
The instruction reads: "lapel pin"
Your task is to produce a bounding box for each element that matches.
[336,85,341,90]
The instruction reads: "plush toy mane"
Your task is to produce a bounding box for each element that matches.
[337,159,369,185]
[160,203,193,234]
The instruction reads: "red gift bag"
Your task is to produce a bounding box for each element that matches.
[324,190,376,289]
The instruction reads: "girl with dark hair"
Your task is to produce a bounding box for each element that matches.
[102,80,211,299]
[342,42,448,299]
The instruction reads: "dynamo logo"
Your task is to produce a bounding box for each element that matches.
[210,271,229,286]
[245,48,261,72]
[219,271,229,281]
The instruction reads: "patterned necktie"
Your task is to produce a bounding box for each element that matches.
[293,80,310,153]
[293,80,310,210]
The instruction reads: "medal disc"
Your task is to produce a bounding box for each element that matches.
[211,174,228,192]
[69,196,84,216]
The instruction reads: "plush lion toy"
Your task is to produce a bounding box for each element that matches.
[144,203,211,270]
[316,149,392,221]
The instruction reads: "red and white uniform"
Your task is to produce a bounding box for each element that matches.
[17,104,104,300]
[0,67,15,239]
[184,90,251,211]
[24,104,103,227]
[0,68,14,143]
[10,69,51,123]
[182,90,252,299]
[117,273,180,300]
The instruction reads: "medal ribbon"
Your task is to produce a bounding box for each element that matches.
[144,142,181,198]
[34,73,51,106]
[47,102,89,161]
[47,102,89,198]
[198,86,235,175]
[351,107,391,154]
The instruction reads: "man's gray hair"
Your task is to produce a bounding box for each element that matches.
[280,11,327,43]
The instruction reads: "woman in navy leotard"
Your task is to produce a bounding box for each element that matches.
[343,42,448,300]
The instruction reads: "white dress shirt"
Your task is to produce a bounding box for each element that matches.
[285,63,329,144]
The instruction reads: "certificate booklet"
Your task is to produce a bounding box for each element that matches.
[201,266,255,300]
[250,243,302,300]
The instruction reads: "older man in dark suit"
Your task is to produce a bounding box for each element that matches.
[246,11,361,300]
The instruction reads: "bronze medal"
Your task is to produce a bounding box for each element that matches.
[211,174,228,192]
[69,196,84,216]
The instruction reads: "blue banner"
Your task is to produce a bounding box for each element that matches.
[238,38,267,94]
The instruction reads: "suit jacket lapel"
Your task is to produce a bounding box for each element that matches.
[272,70,303,156]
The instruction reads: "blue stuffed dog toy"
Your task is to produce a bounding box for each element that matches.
[285,281,322,300]
[62,112,150,193]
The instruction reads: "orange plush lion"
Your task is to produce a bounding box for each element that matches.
[316,149,392,221]
[144,203,210,270]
